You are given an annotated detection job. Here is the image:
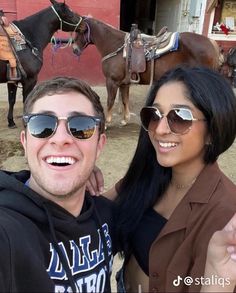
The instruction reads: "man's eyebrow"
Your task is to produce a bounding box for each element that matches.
[35,110,55,115]
[33,111,89,116]
[69,111,90,116]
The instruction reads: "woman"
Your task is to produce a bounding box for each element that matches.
[89,66,236,292]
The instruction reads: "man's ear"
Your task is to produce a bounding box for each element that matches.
[96,133,106,160]
[20,130,27,157]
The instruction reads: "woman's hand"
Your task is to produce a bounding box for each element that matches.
[86,166,118,201]
[86,165,104,196]
[201,213,236,292]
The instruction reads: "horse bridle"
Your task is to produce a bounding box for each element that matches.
[51,5,82,31]
[78,19,92,50]
[72,19,92,57]
[76,19,125,62]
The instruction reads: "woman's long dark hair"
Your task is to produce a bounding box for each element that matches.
[116,66,236,256]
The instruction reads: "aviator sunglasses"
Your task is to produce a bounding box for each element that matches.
[140,106,206,135]
[23,113,101,139]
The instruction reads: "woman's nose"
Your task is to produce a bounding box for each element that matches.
[153,116,171,135]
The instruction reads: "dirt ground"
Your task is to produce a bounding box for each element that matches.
[1,84,235,184]
[0,84,236,289]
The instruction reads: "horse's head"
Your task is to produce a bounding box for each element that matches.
[72,19,93,56]
[50,0,83,32]
[227,47,236,67]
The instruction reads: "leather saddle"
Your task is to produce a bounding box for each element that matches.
[0,21,24,81]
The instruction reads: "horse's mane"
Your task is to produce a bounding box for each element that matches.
[14,7,50,25]
[86,17,126,36]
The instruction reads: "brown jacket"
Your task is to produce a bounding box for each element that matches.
[149,163,236,292]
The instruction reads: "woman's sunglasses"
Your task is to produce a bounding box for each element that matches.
[140,106,206,135]
[23,114,101,140]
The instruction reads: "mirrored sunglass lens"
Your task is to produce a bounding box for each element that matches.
[141,108,161,131]
[69,116,96,139]
[28,115,56,138]
[167,109,192,134]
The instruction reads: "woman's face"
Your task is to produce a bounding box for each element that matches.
[148,81,209,172]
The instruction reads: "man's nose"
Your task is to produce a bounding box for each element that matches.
[49,120,74,145]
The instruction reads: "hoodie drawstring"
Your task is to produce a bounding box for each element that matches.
[43,203,78,293]
[93,205,112,293]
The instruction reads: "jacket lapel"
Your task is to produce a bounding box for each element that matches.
[154,163,221,241]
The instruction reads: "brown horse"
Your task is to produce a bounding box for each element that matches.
[73,17,221,125]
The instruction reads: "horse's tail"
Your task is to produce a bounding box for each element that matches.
[209,38,225,70]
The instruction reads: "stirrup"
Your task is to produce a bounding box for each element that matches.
[6,63,21,81]
[130,72,140,84]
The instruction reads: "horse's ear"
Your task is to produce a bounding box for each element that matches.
[50,0,58,5]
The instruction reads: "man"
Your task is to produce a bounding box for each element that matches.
[0,76,115,292]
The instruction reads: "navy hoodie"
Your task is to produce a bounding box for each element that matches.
[0,170,116,293]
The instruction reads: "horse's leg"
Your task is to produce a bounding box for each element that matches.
[118,88,122,114]
[106,78,118,124]
[7,82,17,128]
[119,84,130,126]
[22,78,37,103]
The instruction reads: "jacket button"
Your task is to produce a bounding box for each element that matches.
[152,272,159,278]
[152,288,158,293]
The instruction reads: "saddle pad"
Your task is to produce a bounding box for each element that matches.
[146,32,179,61]
[0,23,26,51]
[0,35,16,66]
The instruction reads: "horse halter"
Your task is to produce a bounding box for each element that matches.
[79,21,92,49]
[51,5,82,31]
[73,20,92,56]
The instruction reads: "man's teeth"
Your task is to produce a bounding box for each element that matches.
[46,157,76,165]
[159,142,177,148]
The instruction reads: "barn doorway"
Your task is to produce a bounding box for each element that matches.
[120,0,156,34]
[154,0,181,32]
[120,0,181,35]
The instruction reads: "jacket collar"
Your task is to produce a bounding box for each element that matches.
[187,162,221,204]
[157,162,221,238]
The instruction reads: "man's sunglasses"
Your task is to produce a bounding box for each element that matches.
[140,106,206,135]
[23,114,101,140]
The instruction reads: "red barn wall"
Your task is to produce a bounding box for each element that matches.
[1,0,16,21]
[2,0,120,85]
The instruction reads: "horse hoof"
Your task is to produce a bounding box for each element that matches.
[8,123,17,129]
[120,120,127,126]
[105,122,111,130]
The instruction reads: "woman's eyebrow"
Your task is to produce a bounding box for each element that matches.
[171,104,192,109]
[152,103,192,109]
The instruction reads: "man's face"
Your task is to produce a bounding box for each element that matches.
[21,91,106,202]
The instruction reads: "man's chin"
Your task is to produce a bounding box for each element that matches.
[45,185,84,200]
